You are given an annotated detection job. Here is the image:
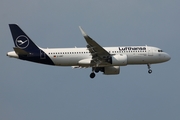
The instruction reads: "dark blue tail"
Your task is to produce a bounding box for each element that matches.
[9,24,54,65]
[9,24,40,53]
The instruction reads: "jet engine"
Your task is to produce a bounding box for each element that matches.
[110,54,127,66]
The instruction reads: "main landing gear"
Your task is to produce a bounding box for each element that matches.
[89,64,153,78]
[90,72,96,78]
[147,64,152,74]
[89,67,103,79]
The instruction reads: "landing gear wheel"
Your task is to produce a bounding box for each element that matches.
[90,72,96,78]
[148,69,152,74]
[95,69,99,73]
[147,64,152,74]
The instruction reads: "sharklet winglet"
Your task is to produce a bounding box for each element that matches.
[79,26,88,37]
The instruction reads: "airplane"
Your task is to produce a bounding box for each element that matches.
[7,24,171,78]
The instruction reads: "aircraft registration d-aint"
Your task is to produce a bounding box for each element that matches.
[7,24,171,78]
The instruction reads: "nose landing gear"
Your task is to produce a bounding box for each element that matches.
[148,69,152,74]
[147,64,152,74]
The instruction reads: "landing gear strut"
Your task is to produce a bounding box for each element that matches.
[147,64,152,74]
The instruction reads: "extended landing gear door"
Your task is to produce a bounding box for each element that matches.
[40,50,46,59]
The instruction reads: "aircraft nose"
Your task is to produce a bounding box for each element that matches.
[165,53,171,61]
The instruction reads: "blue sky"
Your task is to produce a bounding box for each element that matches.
[1,0,180,120]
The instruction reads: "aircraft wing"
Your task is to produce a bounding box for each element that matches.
[79,26,111,66]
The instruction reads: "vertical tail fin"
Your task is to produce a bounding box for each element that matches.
[9,24,40,53]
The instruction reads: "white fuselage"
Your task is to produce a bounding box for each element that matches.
[41,46,170,67]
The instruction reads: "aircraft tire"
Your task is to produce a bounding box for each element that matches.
[148,69,152,74]
[90,72,96,78]
[95,69,99,73]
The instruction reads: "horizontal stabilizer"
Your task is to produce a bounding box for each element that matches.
[13,47,29,55]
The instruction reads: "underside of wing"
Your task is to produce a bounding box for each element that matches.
[79,26,111,66]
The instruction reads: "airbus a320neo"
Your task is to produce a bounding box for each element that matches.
[7,24,171,78]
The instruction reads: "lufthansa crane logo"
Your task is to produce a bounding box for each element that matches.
[15,35,29,49]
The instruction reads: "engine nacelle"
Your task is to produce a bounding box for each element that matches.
[103,66,120,75]
[78,58,91,65]
[111,54,127,66]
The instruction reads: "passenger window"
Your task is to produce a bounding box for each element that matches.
[158,50,163,52]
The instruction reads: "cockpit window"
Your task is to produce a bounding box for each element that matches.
[158,50,163,52]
